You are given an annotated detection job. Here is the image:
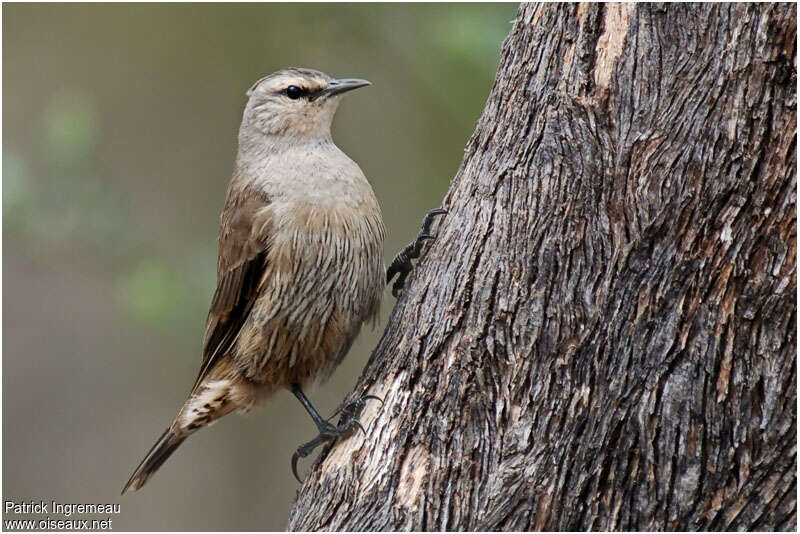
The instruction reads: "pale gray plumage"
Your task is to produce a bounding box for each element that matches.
[123,68,385,493]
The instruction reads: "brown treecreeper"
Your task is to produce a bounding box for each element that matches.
[122,68,444,493]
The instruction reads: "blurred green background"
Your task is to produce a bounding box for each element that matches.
[3,3,515,530]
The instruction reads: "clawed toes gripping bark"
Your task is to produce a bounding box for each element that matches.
[290,385,382,482]
[387,208,447,297]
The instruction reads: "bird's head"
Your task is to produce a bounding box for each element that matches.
[241,68,371,141]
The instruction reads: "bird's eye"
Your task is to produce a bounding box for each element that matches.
[285,85,304,100]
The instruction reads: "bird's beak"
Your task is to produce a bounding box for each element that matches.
[310,78,372,101]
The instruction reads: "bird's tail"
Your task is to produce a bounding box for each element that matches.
[121,428,186,494]
[122,359,260,494]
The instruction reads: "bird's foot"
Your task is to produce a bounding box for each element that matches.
[291,395,383,483]
[387,207,447,297]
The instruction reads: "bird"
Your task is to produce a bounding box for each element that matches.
[122,67,445,493]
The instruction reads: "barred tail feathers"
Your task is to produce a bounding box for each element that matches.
[122,376,254,494]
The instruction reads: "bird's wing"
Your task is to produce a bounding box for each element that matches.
[193,187,273,390]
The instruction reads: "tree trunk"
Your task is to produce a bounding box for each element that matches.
[288,3,796,530]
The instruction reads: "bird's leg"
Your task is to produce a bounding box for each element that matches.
[292,384,340,435]
[387,207,447,297]
[290,385,382,482]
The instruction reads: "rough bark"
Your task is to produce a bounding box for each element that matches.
[288,3,796,531]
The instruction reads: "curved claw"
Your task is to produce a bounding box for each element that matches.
[330,394,384,419]
[424,207,448,220]
[290,432,327,483]
[362,394,384,406]
[352,420,366,435]
[419,209,447,234]
[291,452,303,483]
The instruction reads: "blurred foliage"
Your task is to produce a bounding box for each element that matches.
[409,7,512,125]
[44,90,98,166]
[116,259,187,324]
[6,87,217,327]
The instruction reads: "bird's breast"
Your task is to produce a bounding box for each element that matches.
[232,197,385,385]
[270,198,385,280]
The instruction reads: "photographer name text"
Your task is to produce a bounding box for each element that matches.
[4,500,120,530]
